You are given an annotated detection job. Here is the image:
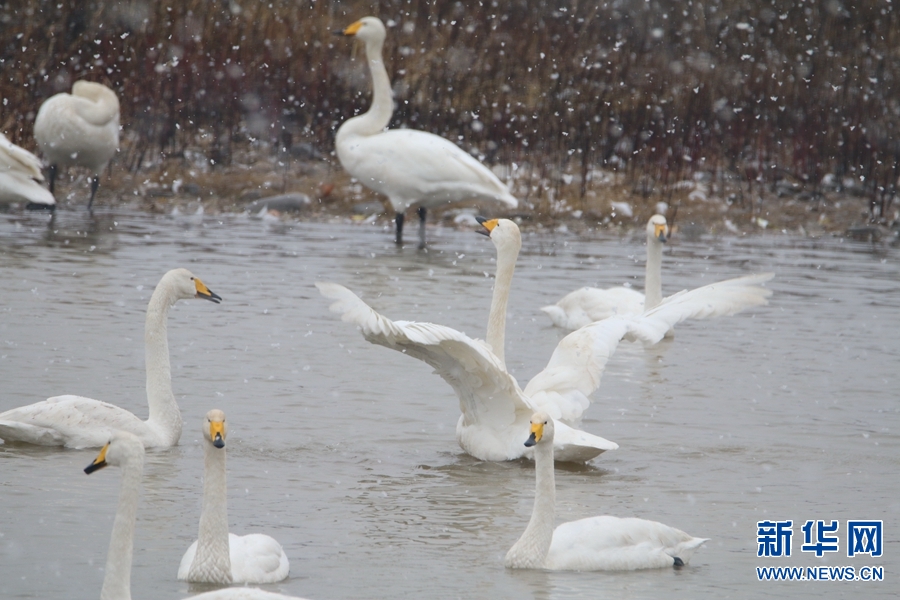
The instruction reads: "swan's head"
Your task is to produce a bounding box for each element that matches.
[164,268,222,304]
[524,412,554,447]
[84,430,144,474]
[335,16,387,46]
[477,217,522,254]
[646,214,668,244]
[204,409,227,449]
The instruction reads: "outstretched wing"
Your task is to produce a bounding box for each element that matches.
[317,282,531,429]
[524,317,634,425]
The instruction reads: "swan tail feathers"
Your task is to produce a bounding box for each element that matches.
[551,419,618,462]
[0,420,65,446]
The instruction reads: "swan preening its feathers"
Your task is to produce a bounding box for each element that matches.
[335,17,517,248]
[0,132,55,207]
[505,413,707,570]
[0,268,221,449]
[178,409,290,584]
[542,214,774,331]
[34,80,120,209]
[84,431,305,600]
[318,218,752,462]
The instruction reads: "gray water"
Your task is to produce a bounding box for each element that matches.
[0,210,897,600]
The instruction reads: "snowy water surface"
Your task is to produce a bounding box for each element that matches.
[0,210,897,599]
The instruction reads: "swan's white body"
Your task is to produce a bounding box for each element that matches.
[0,269,221,449]
[0,132,55,206]
[84,432,305,600]
[318,219,723,462]
[34,80,119,206]
[505,413,708,570]
[542,215,774,330]
[178,409,289,584]
[335,17,517,246]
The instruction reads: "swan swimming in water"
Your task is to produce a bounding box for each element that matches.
[319,219,732,462]
[0,132,55,207]
[504,412,708,570]
[178,409,290,584]
[34,80,119,209]
[541,214,774,331]
[0,268,221,449]
[84,431,309,600]
[334,17,517,248]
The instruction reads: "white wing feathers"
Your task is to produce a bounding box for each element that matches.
[317,282,617,461]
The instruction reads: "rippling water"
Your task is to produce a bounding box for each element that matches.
[0,210,897,599]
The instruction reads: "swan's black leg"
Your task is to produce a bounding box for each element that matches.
[88,175,99,211]
[417,206,427,249]
[395,212,404,245]
[48,164,57,194]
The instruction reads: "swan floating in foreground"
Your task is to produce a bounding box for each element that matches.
[0,132,55,207]
[84,432,309,600]
[542,214,774,331]
[34,80,120,209]
[178,409,290,584]
[334,17,517,248]
[318,219,711,462]
[0,269,221,448]
[505,412,708,570]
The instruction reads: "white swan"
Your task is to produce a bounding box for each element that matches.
[0,132,55,207]
[178,409,290,584]
[0,268,221,448]
[542,214,774,330]
[84,431,308,600]
[319,218,754,461]
[504,412,708,570]
[334,17,517,248]
[34,80,120,209]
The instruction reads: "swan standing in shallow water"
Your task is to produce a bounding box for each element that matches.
[505,412,708,570]
[542,214,774,331]
[334,17,517,248]
[178,409,290,584]
[84,432,308,600]
[0,269,221,448]
[0,132,55,207]
[319,219,723,462]
[34,80,119,209]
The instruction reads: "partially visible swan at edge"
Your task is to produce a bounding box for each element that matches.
[318,219,721,462]
[542,214,774,331]
[0,132,55,207]
[84,431,309,600]
[334,17,517,248]
[34,80,120,209]
[505,412,708,570]
[178,409,290,584]
[0,268,221,448]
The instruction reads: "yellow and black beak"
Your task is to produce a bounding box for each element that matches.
[84,442,110,474]
[655,223,668,243]
[194,278,222,304]
[476,216,498,237]
[334,20,363,36]
[210,421,226,449]
[524,421,544,447]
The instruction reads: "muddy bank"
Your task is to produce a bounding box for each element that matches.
[28,148,900,244]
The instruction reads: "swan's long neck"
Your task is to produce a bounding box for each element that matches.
[144,283,181,445]
[337,37,393,141]
[485,242,519,369]
[189,440,233,583]
[505,441,556,569]
[644,237,663,310]
[100,455,143,600]
[74,95,119,127]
